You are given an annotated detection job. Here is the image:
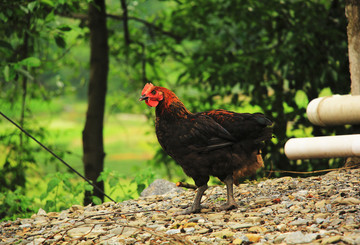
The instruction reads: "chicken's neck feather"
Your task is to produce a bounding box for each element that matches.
[156,98,191,120]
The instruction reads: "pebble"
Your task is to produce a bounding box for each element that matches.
[289,218,310,226]
[321,235,342,244]
[213,228,234,238]
[277,223,287,231]
[140,178,184,197]
[248,226,267,233]
[227,222,247,230]
[165,229,181,235]
[1,169,360,244]
[245,233,262,242]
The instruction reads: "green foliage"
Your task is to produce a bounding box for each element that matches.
[0,126,47,192]
[1,167,157,221]
[131,167,156,196]
[39,172,87,212]
[0,188,36,221]
[98,167,156,201]
[0,0,89,195]
[0,172,86,220]
[97,168,133,201]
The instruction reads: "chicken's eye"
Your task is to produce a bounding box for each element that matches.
[151,90,156,95]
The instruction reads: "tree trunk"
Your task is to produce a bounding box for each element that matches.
[346,0,360,95]
[345,1,360,168]
[83,0,109,205]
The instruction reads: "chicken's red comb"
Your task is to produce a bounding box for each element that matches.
[142,83,155,95]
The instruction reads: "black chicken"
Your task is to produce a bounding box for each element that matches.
[140,83,273,214]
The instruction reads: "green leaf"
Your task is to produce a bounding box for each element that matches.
[27,1,38,12]
[63,178,72,191]
[45,200,55,211]
[40,0,55,7]
[47,178,60,193]
[40,192,48,201]
[97,173,105,182]
[0,13,8,22]
[19,57,41,67]
[136,183,145,195]
[92,196,102,205]
[45,10,55,22]
[109,178,118,188]
[20,5,29,14]
[84,183,93,192]
[3,65,10,82]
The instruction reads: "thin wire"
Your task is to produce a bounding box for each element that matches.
[0,111,116,203]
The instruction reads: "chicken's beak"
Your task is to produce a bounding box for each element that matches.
[139,95,148,101]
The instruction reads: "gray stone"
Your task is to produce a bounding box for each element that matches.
[235,223,254,229]
[333,197,360,205]
[284,231,318,244]
[138,232,152,240]
[261,207,273,215]
[227,222,247,230]
[196,228,210,234]
[330,219,342,226]
[184,227,195,234]
[19,223,32,229]
[325,204,332,212]
[109,226,137,237]
[274,234,287,244]
[165,229,181,235]
[294,190,308,196]
[277,224,287,231]
[354,236,360,245]
[140,179,184,197]
[67,226,94,238]
[207,213,223,221]
[316,218,326,224]
[244,216,261,223]
[188,216,205,222]
[321,235,342,244]
[37,208,47,216]
[315,200,327,209]
[123,238,137,244]
[289,218,310,226]
[213,228,234,238]
[342,237,356,245]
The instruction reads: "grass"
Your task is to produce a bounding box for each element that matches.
[23,97,158,174]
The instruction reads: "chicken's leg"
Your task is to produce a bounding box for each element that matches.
[179,184,208,215]
[221,175,239,210]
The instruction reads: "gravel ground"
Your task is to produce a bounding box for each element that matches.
[1,169,360,244]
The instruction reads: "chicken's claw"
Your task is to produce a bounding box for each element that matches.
[220,202,239,211]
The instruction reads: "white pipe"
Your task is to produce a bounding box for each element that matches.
[284,134,360,160]
[307,95,360,126]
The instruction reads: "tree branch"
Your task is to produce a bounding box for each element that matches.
[57,12,182,41]
[107,14,182,41]
[119,0,131,45]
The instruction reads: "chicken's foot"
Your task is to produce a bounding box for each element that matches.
[220,175,239,210]
[177,184,208,215]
